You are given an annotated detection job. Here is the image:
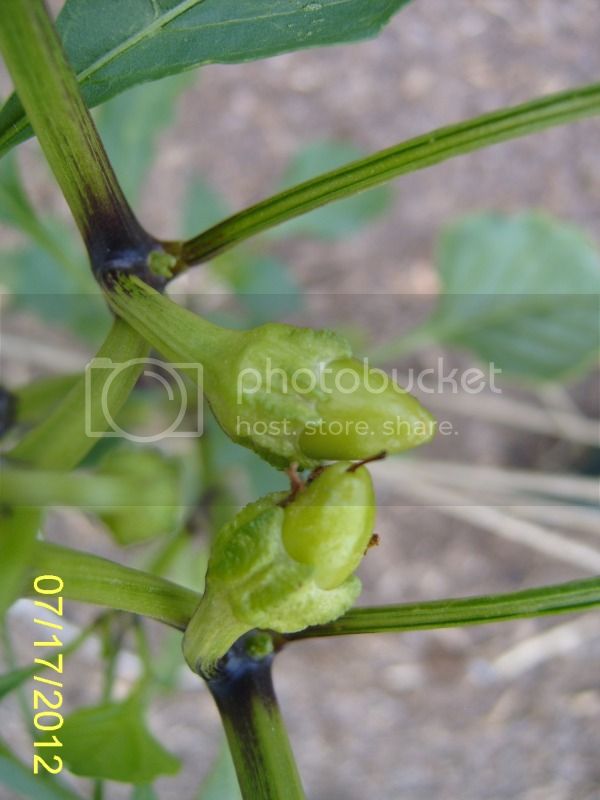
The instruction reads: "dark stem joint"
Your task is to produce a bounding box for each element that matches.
[0,386,17,439]
[95,243,171,294]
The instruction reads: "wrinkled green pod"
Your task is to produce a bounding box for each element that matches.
[109,277,435,468]
[183,462,376,675]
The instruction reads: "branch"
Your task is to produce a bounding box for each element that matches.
[206,634,306,800]
[25,542,199,632]
[0,0,155,272]
[20,541,600,643]
[288,576,600,639]
[176,82,600,267]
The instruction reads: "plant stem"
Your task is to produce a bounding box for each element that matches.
[0,0,164,281]
[288,576,600,639]
[0,464,172,510]
[178,82,600,266]
[206,635,306,800]
[17,542,600,638]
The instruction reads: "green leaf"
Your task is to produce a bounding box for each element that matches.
[198,740,242,800]
[179,82,600,265]
[97,73,192,205]
[432,213,600,381]
[0,507,39,618]
[291,575,600,638]
[0,740,83,800]
[0,0,413,157]
[277,141,392,239]
[60,696,180,782]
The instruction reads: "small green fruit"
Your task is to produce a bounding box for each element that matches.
[282,462,375,590]
[298,357,435,461]
[109,277,435,468]
[183,462,376,674]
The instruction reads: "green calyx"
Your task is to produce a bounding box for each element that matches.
[182,462,376,675]
[108,276,435,468]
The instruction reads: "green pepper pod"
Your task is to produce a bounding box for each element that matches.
[183,462,376,675]
[108,276,435,468]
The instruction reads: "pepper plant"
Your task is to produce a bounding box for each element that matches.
[0,1,599,798]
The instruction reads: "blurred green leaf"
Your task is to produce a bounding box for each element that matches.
[15,374,80,427]
[0,740,83,800]
[0,152,82,271]
[0,0,413,156]
[151,627,188,691]
[97,73,192,205]
[432,213,600,381]
[220,255,302,324]
[198,740,242,800]
[131,785,159,800]
[0,663,35,702]
[0,154,109,342]
[181,178,302,322]
[61,695,181,782]
[95,448,184,545]
[0,152,38,233]
[159,542,207,595]
[276,141,392,239]
[182,178,231,239]
[0,507,39,618]
[0,244,109,341]
[205,416,287,505]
